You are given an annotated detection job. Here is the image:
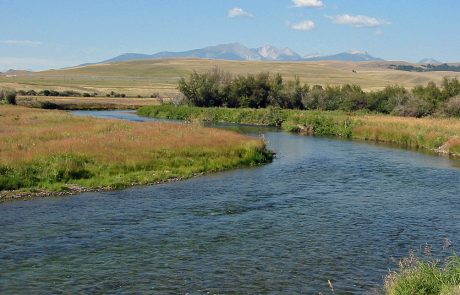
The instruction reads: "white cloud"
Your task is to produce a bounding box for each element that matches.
[329,14,390,27]
[292,0,324,8]
[228,7,253,18]
[290,20,316,31]
[0,40,42,46]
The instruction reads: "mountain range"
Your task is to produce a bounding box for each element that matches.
[83,43,384,66]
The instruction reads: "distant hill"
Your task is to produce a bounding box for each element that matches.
[81,43,385,66]
[0,69,34,76]
[418,58,442,65]
[304,50,384,62]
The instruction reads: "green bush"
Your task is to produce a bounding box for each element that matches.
[177,69,460,118]
[444,96,460,117]
[0,90,17,105]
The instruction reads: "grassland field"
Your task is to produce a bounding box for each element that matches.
[2,59,460,97]
[0,105,272,201]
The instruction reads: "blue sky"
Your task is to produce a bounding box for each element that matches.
[1,0,459,71]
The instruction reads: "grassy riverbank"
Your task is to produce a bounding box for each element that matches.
[16,95,162,110]
[0,106,272,200]
[138,105,460,157]
[385,254,460,295]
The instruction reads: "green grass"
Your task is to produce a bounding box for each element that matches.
[386,255,460,295]
[0,106,273,200]
[138,105,460,157]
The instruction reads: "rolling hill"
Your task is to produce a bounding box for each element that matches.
[2,59,460,97]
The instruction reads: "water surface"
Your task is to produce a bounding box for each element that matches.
[1,110,459,294]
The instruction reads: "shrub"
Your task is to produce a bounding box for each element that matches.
[82,93,91,97]
[5,91,16,105]
[39,101,60,109]
[177,69,460,118]
[441,77,460,99]
[0,90,17,105]
[444,96,460,117]
[367,85,410,114]
[392,95,434,117]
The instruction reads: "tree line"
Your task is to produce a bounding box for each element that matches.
[178,68,460,117]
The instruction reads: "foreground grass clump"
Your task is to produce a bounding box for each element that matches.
[139,105,460,157]
[0,106,272,198]
[386,254,460,295]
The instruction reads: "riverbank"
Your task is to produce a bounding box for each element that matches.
[138,105,460,158]
[385,254,460,295]
[16,95,164,110]
[0,106,272,201]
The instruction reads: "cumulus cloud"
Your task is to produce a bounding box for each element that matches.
[290,20,316,31]
[329,14,390,27]
[292,0,324,8]
[228,7,253,18]
[0,40,42,46]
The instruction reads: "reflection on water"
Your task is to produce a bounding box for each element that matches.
[0,110,459,294]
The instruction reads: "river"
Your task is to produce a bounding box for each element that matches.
[1,110,459,294]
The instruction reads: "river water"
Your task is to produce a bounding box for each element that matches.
[1,110,459,294]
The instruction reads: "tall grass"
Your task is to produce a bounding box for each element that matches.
[0,106,272,197]
[139,105,460,157]
[385,253,460,295]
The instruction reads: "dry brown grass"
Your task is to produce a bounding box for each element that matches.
[353,115,460,153]
[2,59,459,96]
[0,105,263,165]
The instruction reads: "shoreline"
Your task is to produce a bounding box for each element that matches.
[1,174,195,203]
[138,105,460,160]
[0,106,273,202]
[0,160,272,203]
